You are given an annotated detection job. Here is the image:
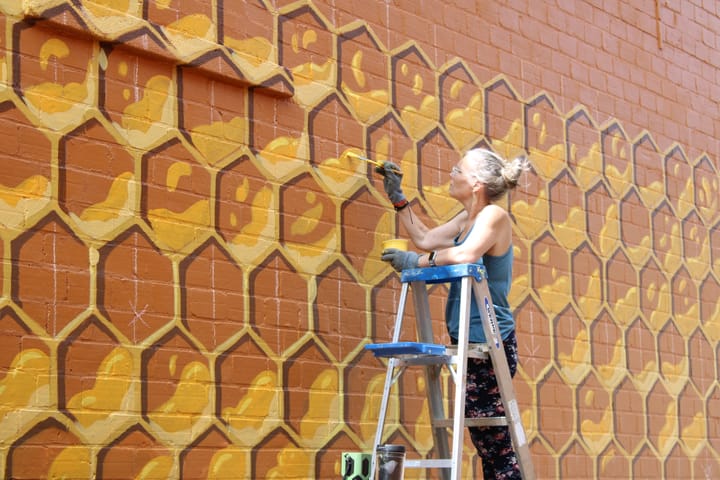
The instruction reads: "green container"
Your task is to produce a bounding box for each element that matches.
[342,452,371,480]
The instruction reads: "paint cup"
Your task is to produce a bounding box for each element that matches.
[375,444,405,480]
[381,239,409,251]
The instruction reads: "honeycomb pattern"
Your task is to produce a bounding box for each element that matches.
[0,2,718,479]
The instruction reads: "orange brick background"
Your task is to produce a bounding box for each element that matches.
[0,1,718,479]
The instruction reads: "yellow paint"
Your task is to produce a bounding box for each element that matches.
[492,119,525,162]
[610,287,638,326]
[136,456,174,479]
[232,187,273,246]
[79,172,134,222]
[638,182,664,209]
[577,267,602,318]
[657,401,677,454]
[698,176,719,219]
[646,281,670,331]
[289,192,322,236]
[39,38,69,70]
[675,171,694,218]
[83,0,132,17]
[0,349,51,416]
[400,95,438,139]
[360,374,398,442]
[411,73,423,96]
[659,220,682,272]
[581,408,612,451]
[223,371,278,430]
[155,0,172,9]
[300,369,338,440]
[351,50,366,88]
[558,329,589,381]
[149,361,210,432]
[687,240,711,280]
[445,93,483,149]
[66,347,133,427]
[596,339,624,385]
[166,162,192,192]
[24,81,89,114]
[573,143,602,189]
[680,412,706,453]
[147,200,210,251]
[536,275,570,315]
[661,357,687,390]
[225,36,274,67]
[48,445,92,479]
[704,299,720,343]
[553,206,586,250]
[169,354,178,376]
[528,145,565,181]
[598,205,619,257]
[266,447,312,479]
[259,136,301,166]
[122,75,172,134]
[362,210,395,280]
[190,117,246,166]
[605,135,632,195]
[674,304,699,337]
[302,30,317,49]
[0,175,49,207]
[511,190,549,239]
[208,447,248,479]
[167,14,213,39]
[599,446,618,474]
[291,59,334,86]
[340,83,389,123]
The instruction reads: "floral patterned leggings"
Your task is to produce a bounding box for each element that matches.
[465,330,521,480]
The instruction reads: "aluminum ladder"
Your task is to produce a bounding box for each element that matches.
[366,264,535,479]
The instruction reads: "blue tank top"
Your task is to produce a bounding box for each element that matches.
[445,226,515,343]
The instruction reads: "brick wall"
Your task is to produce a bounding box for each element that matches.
[0,1,718,478]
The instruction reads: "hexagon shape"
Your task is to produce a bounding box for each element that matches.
[97,226,174,344]
[711,221,720,275]
[632,444,662,478]
[180,239,245,352]
[0,101,53,231]
[577,372,612,451]
[99,45,177,150]
[249,251,309,355]
[625,317,657,390]
[619,188,651,264]
[589,309,624,388]
[656,320,687,392]
[693,154,719,225]
[597,442,630,478]
[664,146,694,219]
[58,317,132,434]
[178,67,247,167]
[97,424,172,478]
[337,25,390,124]
[390,44,438,140]
[314,261,367,362]
[639,257,671,331]
[554,305,590,383]
[12,213,90,336]
[141,139,213,254]
[510,159,548,240]
[14,22,95,131]
[216,335,279,445]
[279,172,337,274]
[531,231,571,316]
[417,128,459,218]
[566,107,601,189]
[664,443,692,480]
[366,112,415,200]
[146,0,216,56]
[600,122,632,197]
[222,0,275,66]
[308,93,366,197]
[646,380,677,456]
[485,78,524,160]
[253,428,312,479]
[677,382,706,455]
[584,180,619,257]
[558,439,594,478]
[181,426,249,479]
[141,328,212,439]
[59,119,136,242]
[613,376,645,455]
[671,266,698,336]
[651,200,683,275]
[525,94,565,181]
[707,385,720,454]
[699,274,720,343]
[681,210,711,280]
[606,248,639,323]
[278,5,336,106]
[572,242,603,319]
[344,348,386,444]
[632,133,664,209]
[439,60,483,150]
[537,368,574,452]
[549,170,586,250]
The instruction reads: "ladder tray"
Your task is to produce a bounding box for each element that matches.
[365,342,446,357]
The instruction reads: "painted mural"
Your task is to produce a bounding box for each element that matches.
[0,1,718,479]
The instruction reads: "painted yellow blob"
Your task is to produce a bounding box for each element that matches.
[351,50,366,88]
[223,370,278,430]
[79,172,134,222]
[167,14,213,39]
[24,82,89,114]
[302,30,317,49]
[596,339,624,385]
[291,59,334,86]
[657,402,677,454]
[48,446,92,479]
[290,192,323,236]
[122,75,172,133]
[581,408,613,450]
[0,349,51,415]
[266,447,312,479]
[300,369,338,440]
[558,329,589,381]
[39,38,69,70]
[208,447,248,479]
[150,361,211,432]
[611,287,638,326]
[83,0,131,17]
[259,136,301,166]
[166,162,192,192]
[148,200,210,251]
[136,456,174,480]
[66,347,133,427]
[0,175,49,207]
[681,412,706,453]
[445,92,483,149]
[598,205,620,257]
[155,0,172,10]
[190,117,246,166]
[225,36,274,67]
[234,187,272,243]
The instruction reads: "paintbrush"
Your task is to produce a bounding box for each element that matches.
[346,152,402,175]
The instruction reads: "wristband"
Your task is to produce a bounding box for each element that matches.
[393,198,409,211]
[428,250,437,267]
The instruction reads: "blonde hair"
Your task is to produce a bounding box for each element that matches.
[464,148,530,202]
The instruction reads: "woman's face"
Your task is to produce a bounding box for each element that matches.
[448,157,477,200]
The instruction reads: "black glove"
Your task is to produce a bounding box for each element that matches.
[375,161,406,205]
[381,249,419,272]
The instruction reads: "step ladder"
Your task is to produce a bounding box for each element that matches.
[366,264,535,480]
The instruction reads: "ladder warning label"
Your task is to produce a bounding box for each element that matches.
[484,297,501,348]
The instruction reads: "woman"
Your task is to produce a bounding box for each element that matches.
[379,147,529,480]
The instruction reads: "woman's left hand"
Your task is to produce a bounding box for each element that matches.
[381,249,419,271]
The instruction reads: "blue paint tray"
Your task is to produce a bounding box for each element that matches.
[365,342,446,357]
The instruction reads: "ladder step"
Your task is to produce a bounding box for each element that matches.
[404,459,454,469]
[433,416,508,428]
